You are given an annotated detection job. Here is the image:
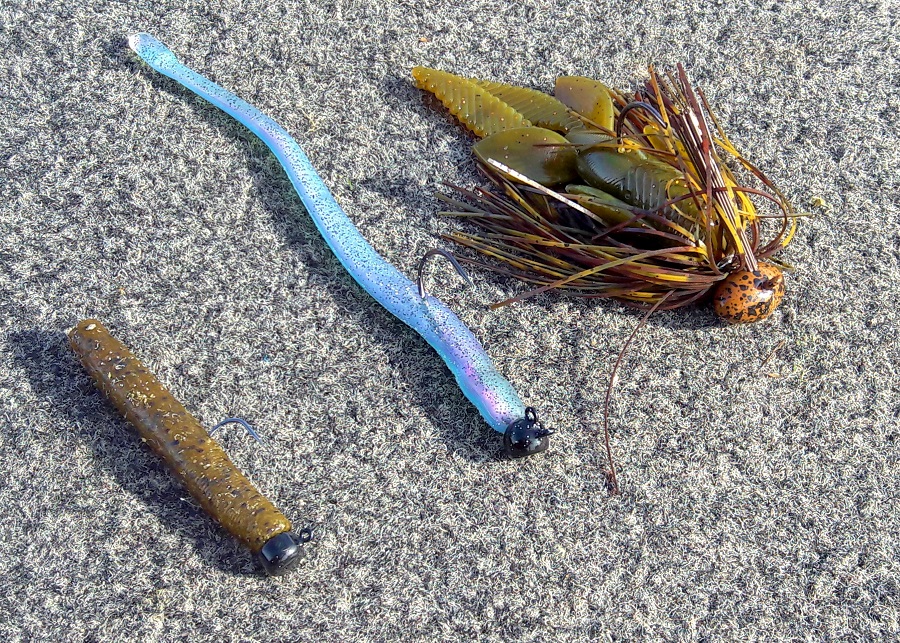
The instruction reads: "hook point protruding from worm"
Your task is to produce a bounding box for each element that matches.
[417,248,473,299]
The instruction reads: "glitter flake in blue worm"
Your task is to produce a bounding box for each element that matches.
[128,33,554,457]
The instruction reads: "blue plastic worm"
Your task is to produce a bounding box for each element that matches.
[128,33,553,457]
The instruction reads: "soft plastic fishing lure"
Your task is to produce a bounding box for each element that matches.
[70,319,310,576]
[128,33,553,457]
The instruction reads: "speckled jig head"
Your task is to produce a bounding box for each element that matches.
[127,34,553,457]
[69,319,311,575]
[412,66,797,323]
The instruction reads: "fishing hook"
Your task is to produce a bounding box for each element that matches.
[417,248,473,299]
[615,101,668,139]
[210,417,267,446]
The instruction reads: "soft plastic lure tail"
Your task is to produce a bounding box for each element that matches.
[128,33,553,457]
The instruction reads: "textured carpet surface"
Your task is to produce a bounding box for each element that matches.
[1,1,899,641]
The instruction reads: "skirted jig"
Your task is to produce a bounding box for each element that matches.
[413,66,799,492]
[412,66,797,322]
[128,34,553,458]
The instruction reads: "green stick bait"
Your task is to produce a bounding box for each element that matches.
[69,319,309,576]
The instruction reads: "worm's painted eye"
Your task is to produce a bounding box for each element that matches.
[713,263,786,323]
